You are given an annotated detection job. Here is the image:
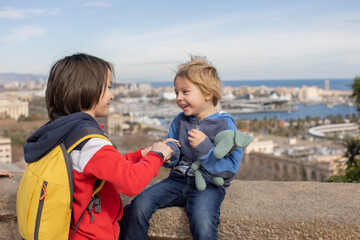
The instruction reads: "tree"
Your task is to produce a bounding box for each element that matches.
[327,76,360,183]
[351,76,360,113]
[327,136,360,183]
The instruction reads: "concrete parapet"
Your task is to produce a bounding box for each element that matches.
[146,180,360,239]
[2,173,360,239]
[0,173,22,240]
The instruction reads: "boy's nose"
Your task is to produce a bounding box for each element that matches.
[176,94,183,101]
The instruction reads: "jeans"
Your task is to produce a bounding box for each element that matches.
[120,173,226,240]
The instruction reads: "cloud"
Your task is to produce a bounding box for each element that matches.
[0,7,60,19]
[80,0,112,7]
[97,19,360,81]
[3,25,46,42]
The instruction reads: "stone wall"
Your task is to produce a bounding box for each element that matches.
[238,152,332,182]
[0,173,21,240]
[2,173,360,240]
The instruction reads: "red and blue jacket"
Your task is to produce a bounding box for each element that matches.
[24,112,163,240]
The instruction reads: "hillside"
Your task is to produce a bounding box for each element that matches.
[0,73,46,84]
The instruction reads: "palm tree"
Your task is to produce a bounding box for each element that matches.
[343,137,360,167]
[327,136,360,183]
[327,76,360,182]
[342,137,360,182]
[351,76,360,113]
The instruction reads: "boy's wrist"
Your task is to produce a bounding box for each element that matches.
[149,151,164,161]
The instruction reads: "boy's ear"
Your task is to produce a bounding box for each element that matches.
[205,92,214,101]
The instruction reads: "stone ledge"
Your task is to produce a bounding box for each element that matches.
[0,173,22,240]
[2,173,360,240]
[145,180,360,239]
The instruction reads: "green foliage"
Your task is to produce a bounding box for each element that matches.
[327,136,360,183]
[351,76,360,113]
[235,114,355,139]
[300,161,307,181]
[327,76,360,182]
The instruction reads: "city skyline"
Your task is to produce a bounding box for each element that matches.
[0,0,360,82]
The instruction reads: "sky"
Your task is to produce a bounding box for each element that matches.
[0,0,359,83]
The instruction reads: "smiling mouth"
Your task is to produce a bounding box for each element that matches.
[181,104,189,108]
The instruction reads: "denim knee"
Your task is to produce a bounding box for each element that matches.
[128,196,154,218]
[188,209,219,239]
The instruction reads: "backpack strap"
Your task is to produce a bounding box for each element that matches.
[66,126,110,240]
[65,126,110,152]
[69,179,104,240]
[63,126,110,209]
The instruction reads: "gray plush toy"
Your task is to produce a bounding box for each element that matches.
[191,130,252,191]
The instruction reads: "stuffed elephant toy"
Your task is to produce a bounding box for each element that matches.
[191,130,252,191]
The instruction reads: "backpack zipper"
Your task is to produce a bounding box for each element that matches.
[34,181,47,240]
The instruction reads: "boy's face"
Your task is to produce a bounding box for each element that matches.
[174,76,215,120]
[90,70,114,118]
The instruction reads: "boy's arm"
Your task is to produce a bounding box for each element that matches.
[162,115,181,167]
[197,146,243,177]
[123,149,148,163]
[81,139,164,197]
[192,118,243,176]
[163,141,180,167]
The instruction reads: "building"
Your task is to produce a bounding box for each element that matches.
[0,99,29,120]
[308,123,358,139]
[239,133,346,182]
[245,138,275,154]
[0,137,12,163]
[298,86,321,102]
[324,80,330,91]
[159,92,176,101]
[98,109,134,135]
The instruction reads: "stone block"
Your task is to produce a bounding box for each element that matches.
[1,173,360,240]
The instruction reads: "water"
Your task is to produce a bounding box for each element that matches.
[232,104,357,121]
[150,78,354,91]
[150,78,357,122]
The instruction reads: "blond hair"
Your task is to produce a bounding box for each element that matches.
[174,55,222,106]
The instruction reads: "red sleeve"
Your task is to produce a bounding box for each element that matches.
[83,145,163,197]
[123,149,144,164]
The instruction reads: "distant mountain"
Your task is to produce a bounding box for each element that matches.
[0,73,47,84]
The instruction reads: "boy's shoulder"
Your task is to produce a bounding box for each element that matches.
[207,111,236,123]
[215,111,234,119]
[174,111,234,119]
[212,111,237,130]
[173,111,235,123]
[173,112,191,122]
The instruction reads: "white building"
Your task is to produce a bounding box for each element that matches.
[308,123,358,139]
[245,139,275,154]
[159,92,176,100]
[0,99,29,120]
[0,137,12,163]
[324,80,330,91]
[298,86,321,102]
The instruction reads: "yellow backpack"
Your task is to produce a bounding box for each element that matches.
[16,127,110,240]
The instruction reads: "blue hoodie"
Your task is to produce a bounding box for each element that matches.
[165,111,243,185]
[24,112,103,163]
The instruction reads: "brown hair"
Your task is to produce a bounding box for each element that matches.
[174,55,222,106]
[45,53,114,121]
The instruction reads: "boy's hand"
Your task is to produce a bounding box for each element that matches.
[188,129,206,148]
[150,142,172,161]
[0,169,14,178]
[141,146,152,157]
[164,138,181,148]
